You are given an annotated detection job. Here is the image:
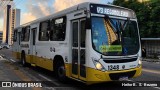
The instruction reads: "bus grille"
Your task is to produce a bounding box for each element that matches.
[103,58,137,63]
[109,70,136,80]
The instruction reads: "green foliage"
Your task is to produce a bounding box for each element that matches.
[113,0,160,38]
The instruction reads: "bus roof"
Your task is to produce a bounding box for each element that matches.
[15,2,135,29]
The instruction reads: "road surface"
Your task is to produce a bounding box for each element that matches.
[0,49,160,90]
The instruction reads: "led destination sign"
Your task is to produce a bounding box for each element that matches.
[97,7,129,17]
[90,4,135,18]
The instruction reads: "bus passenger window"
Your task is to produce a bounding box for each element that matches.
[72,22,78,47]
[13,30,17,42]
[39,20,50,41]
[80,20,86,47]
[24,27,30,41]
[50,16,66,41]
[21,26,30,41]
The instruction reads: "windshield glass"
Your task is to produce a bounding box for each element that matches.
[91,17,139,56]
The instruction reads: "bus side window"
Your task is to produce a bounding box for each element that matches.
[50,16,66,41]
[72,22,78,47]
[25,26,30,41]
[39,20,50,41]
[50,19,54,40]
[21,28,25,41]
[21,26,30,42]
[13,30,17,42]
[80,20,86,47]
[18,32,21,45]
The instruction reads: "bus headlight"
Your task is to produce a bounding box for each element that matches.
[92,58,106,71]
[138,59,142,65]
[137,57,142,67]
[95,62,103,70]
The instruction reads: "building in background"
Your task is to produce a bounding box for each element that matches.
[2,5,20,45]
[2,5,11,45]
[0,31,3,44]
[9,9,20,45]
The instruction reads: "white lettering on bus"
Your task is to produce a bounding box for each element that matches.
[97,7,129,17]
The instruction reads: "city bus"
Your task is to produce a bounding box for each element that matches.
[12,2,142,84]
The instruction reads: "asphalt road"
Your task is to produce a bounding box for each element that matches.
[0,49,160,90]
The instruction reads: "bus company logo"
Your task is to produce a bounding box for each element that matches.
[2,82,11,87]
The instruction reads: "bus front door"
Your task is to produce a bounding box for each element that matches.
[30,28,37,65]
[72,19,86,81]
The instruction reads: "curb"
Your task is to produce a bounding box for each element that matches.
[143,58,160,62]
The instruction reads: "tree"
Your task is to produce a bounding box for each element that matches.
[113,0,160,38]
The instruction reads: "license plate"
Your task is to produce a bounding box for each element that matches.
[108,65,119,71]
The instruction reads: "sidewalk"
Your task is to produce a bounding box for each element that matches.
[0,56,42,90]
[142,58,160,63]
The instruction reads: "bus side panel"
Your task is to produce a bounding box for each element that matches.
[39,57,53,71]
[12,51,20,59]
[35,56,41,68]
[25,54,31,63]
[34,44,54,71]
[12,29,21,60]
[64,15,72,78]
[65,63,72,77]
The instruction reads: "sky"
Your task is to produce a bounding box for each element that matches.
[0,0,113,31]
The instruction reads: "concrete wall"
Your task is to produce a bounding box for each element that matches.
[142,40,160,58]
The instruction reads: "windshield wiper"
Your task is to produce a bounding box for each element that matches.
[121,17,131,31]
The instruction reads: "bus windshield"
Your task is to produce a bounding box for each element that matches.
[91,17,139,56]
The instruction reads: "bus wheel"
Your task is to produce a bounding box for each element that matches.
[56,62,67,82]
[21,53,26,67]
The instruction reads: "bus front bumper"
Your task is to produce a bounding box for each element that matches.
[86,66,142,84]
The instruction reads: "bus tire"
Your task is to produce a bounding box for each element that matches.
[55,61,67,82]
[21,53,26,67]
